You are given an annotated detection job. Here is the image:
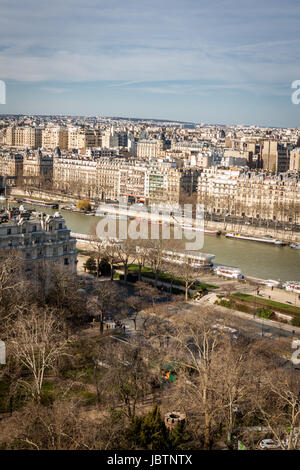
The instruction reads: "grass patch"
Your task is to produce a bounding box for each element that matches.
[67,388,98,406]
[232,292,300,317]
[127,264,217,291]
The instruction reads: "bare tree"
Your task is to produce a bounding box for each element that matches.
[101,239,119,281]
[165,311,257,449]
[98,339,158,422]
[90,281,122,335]
[46,265,87,325]
[115,239,137,284]
[8,305,69,402]
[135,239,152,281]
[165,256,202,301]
[0,251,28,322]
[10,400,98,450]
[255,368,300,450]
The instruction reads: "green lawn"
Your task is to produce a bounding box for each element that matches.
[232,292,300,317]
[126,264,217,291]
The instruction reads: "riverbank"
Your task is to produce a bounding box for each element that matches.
[8,187,300,243]
[3,192,300,282]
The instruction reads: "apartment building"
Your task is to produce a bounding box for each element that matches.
[5,126,42,149]
[67,128,99,150]
[53,155,98,198]
[101,128,119,149]
[262,140,290,173]
[77,129,99,149]
[97,158,121,200]
[0,210,77,276]
[23,149,53,186]
[42,127,68,150]
[197,168,300,224]
[289,139,300,171]
[136,139,164,159]
[119,164,148,202]
[0,152,23,185]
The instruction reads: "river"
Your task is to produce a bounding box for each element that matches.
[3,202,300,282]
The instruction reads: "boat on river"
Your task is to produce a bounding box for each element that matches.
[283,281,300,294]
[22,198,59,209]
[225,233,285,245]
[213,265,244,280]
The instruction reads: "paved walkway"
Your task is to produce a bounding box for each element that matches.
[191,294,300,336]
[258,286,300,307]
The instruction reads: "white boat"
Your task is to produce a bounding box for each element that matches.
[290,243,300,250]
[283,281,300,294]
[180,225,221,235]
[263,279,280,287]
[226,233,285,246]
[214,265,244,280]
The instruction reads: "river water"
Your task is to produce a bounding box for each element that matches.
[3,202,300,282]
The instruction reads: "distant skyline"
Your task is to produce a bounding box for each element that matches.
[1,0,300,127]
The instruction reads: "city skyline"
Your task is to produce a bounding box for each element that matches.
[1,0,300,126]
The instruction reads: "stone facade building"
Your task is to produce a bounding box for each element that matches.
[0,209,77,276]
[42,127,68,150]
[136,139,164,159]
[0,151,23,186]
[197,168,300,224]
[5,126,42,149]
[23,149,53,186]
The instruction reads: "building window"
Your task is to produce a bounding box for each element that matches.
[64,258,69,266]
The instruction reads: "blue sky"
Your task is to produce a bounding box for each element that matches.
[0,0,300,126]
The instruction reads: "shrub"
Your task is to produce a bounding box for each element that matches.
[125,405,189,450]
[291,317,300,327]
[76,198,91,211]
[83,257,96,273]
[257,307,274,319]
[219,299,231,308]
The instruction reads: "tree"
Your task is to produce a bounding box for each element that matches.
[8,305,69,402]
[46,265,88,326]
[99,341,154,422]
[147,240,166,288]
[126,405,170,450]
[124,282,161,331]
[10,400,97,450]
[86,227,107,278]
[83,256,97,274]
[255,368,300,450]
[165,255,201,301]
[101,239,119,281]
[135,240,152,281]
[91,281,121,335]
[0,251,28,325]
[166,311,256,449]
[115,239,137,285]
[76,198,91,212]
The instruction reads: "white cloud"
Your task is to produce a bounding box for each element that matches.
[41,86,70,94]
[0,0,299,98]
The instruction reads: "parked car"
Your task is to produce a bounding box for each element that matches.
[259,439,280,449]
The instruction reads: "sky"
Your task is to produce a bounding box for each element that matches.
[0,0,300,126]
